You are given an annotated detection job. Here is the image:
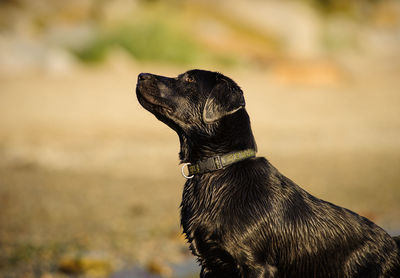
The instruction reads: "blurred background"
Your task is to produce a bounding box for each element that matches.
[0,0,399,277]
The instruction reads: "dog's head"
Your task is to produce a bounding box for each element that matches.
[136,69,255,162]
[136,69,245,129]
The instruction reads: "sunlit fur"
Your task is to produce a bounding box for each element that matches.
[136,69,400,277]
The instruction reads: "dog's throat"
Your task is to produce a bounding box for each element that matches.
[181,149,256,179]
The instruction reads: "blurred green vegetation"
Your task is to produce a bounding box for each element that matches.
[72,19,235,66]
[69,0,385,67]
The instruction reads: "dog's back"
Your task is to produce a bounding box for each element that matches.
[394,236,400,251]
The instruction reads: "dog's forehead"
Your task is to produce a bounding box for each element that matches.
[183,69,220,80]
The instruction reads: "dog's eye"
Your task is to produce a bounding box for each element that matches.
[185,76,195,83]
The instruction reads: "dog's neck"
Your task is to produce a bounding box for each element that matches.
[178,110,257,164]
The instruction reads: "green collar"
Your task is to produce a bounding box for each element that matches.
[181,149,256,179]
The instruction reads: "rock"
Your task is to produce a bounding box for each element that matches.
[146,258,173,277]
[58,251,113,277]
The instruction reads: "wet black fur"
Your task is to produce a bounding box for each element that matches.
[136,69,400,277]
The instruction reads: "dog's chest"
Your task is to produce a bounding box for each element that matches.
[181,209,239,274]
[180,178,228,234]
[180,178,241,266]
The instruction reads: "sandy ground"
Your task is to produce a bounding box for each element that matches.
[0,60,399,276]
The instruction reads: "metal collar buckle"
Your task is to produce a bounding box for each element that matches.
[213,156,223,170]
[181,163,194,179]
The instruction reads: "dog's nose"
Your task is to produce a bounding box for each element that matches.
[138,73,152,81]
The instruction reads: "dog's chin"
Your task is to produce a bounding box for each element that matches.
[137,87,172,113]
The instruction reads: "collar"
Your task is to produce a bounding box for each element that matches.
[181,149,256,179]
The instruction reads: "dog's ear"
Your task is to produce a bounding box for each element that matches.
[203,80,245,124]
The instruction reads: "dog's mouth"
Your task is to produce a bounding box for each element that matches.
[136,82,173,113]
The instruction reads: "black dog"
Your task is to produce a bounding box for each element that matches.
[136,69,400,277]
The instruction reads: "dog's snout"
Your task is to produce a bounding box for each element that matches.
[138,73,152,82]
